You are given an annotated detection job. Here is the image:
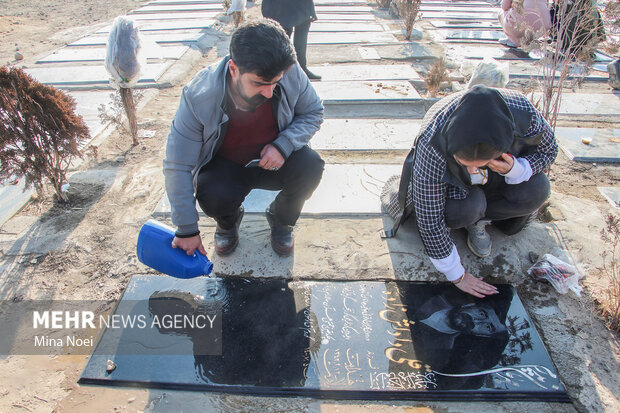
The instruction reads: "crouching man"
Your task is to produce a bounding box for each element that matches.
[388,85,558,297]
[164,19,324,257]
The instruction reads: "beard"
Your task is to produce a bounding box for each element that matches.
[233,78,268,110]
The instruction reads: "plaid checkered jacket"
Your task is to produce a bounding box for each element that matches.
[390,89,558,260]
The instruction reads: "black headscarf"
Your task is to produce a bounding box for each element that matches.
[430,85,516,187]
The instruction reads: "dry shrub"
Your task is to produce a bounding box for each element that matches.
[98,89,144,144]
[377,0,392,8]
[525,0,606,129]
[0,67,90,202]
[396,0,422,40]
[600,214,620,332]
[424,57,448,97]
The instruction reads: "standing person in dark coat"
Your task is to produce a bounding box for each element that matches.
[262,0,322,80]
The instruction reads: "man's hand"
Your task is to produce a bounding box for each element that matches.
[488,153,514,174]
[171,234,208,256]
[453,273,498,298]
[259,144,285,171]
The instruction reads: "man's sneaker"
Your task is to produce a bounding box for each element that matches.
[214,206,244,256]
[266,205,294,256]
[466,220,492,258]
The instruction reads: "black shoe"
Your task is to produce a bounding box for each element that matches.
[265,205,294,256]
[302,67,321,81]
[214,206,244,256]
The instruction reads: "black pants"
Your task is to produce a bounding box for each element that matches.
[444,172,550,235]
[196,146,324,229]
[284,20,311,69]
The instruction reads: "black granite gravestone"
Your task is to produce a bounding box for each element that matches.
[78,275,570,402]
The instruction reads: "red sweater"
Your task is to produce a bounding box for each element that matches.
[217,94,279,165]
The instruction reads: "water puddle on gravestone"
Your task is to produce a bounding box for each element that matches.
[79,275,570,402]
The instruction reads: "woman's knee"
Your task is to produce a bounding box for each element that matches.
[510,173,551,211]
[444,187,487,229]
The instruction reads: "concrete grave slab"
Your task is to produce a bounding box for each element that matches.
[443,43,608,62]
[593,63,609,72]
[443,44,535,60]
[358,47,381,59]
[66,91,119,138]
[420,6,500,12]
[594,51,614,62]
[324,100,432,120]
[509,65,609,82]
[66,89,155,143]
[430,20,501,30]
[69,31,204,46]
[307,43,434,64]
[419,11,499,20]
[313,80,421,102]
[419,1,499,6]
[314,5,373,13]
[131,4,222,13]
[555,127,620,162]
[309,22,384,32]
[551,93,620,120]
[37,45,188,63]
[308,32,398,44]
[129,11,219,20]
[0,182,33,228]
[311,119,419,150]
[306,64,420,81]
[440,29,506,41]
[154,164,402,217]
[147,0,225,3]
[244,164,400,214]
[315,13,377,21]
[314,0,369,4]
[24,62,173,86]
[96,19,215,33]
[66,91,116,118]
[598,187,620,211]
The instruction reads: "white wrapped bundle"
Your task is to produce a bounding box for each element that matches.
[105,16,146,89]
[467,57,510,89]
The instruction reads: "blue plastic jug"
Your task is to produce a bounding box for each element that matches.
[136,220,213,278]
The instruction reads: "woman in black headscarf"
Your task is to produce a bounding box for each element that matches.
[384,85,558,298]
[262,0,321,80]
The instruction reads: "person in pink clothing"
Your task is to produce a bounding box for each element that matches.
[499,0,552,48]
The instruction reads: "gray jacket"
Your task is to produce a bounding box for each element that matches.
[163,56,324,235]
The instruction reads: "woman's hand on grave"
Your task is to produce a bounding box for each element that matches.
[453,272,498,298]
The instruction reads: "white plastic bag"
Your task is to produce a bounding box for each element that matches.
[467,57,509,89]
[527,254,584,296]
[105,16,146,88]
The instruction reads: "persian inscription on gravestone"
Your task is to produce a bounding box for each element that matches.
[79,276,569,401]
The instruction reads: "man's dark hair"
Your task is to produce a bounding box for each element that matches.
[454,142,503,162]
[229,19,297,80]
